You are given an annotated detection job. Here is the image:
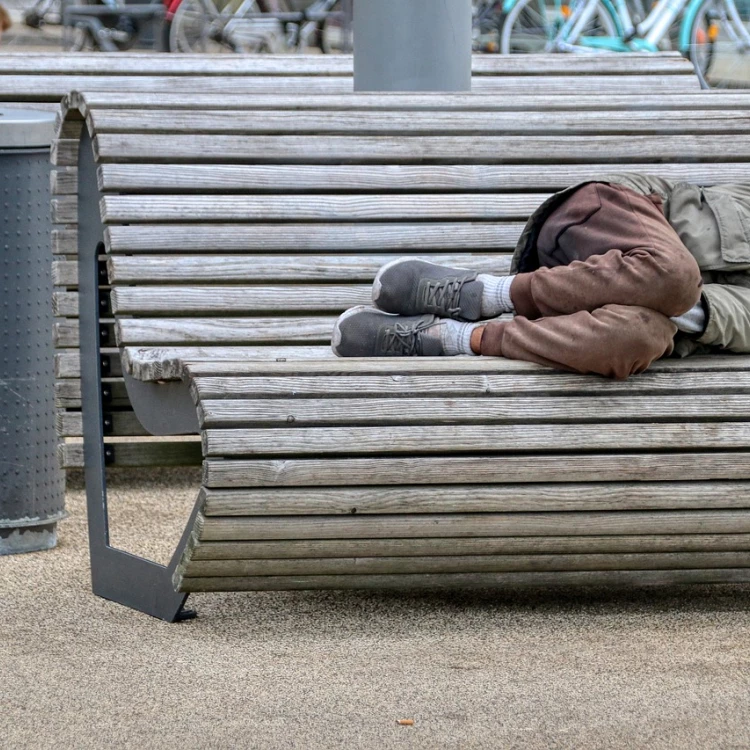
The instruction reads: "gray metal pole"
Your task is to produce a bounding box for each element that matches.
[353,0,472,92]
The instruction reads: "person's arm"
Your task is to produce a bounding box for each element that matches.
[696,284,750,352]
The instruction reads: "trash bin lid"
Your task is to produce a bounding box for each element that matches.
[0,109,56,148]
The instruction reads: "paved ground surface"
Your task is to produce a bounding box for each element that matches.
[2,468,750,749]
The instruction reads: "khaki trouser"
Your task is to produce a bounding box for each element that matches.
[479,182,704,379]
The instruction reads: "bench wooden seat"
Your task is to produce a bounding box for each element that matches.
[54,86,750,619]
[0,53,695,471]
[53,86,750,467]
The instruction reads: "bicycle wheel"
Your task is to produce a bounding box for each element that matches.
[687,0,750,87]
[499,0,619,53]
[170,0,257,52]
[320,1,352,53]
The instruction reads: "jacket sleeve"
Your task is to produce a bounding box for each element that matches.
[698,283,750,352]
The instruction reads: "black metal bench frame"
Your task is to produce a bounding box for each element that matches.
[78,131,198,622]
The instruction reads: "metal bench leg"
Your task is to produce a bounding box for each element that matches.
[78,130,198,622]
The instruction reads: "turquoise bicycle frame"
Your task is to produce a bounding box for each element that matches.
[500,0,718,54]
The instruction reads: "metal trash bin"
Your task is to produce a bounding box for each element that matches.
[0,109,66,555]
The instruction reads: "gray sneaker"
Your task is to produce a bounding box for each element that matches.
[332,306,446,357]
[372,258,484,320]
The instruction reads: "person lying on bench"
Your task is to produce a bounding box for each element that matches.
[332,174,750,379]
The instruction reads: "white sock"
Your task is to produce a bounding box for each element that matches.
[423,318,480,356]
[478,274,515,317]
[670,301,706,334]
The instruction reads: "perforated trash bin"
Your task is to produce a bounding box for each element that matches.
[0,109,65,555]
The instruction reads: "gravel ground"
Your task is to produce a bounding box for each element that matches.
[2,468,750,749]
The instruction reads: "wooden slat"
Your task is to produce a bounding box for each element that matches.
[53,291,78,317]
[90,109,748,135]
[56,410,146,437]
[180,551,750,578]
[55,349,120,379]
[51,167,78,195]
[94,134,743,163]
[105,223,522,253]
[51,197,76,224]
[202,452,750,488]
[177,568,750,592]
[191,370,750,399]
[200,482,750,516]
[197,395,750,428]
[59,441,201,468]
[55,379,128,408]
[125,348,750,383]
[189,533,750,560]
[100,194,547,223]
[52,229,78,255]
[197,510,750,541]
[97,163,750,193]
[112,286,371,314]
[116,317,335,345]
[78,91,748,113]
[0,52,692,76]
[108,254,513,283]
[202,423,750,457]
[0,74,700,100]
[52,260,78,286]
[183,353,750,377]
[122,346,334,381]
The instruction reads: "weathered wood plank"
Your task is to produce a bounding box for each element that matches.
[51,167,78,195]
[100,194,547,223]
[189,533,750,560]
[183,353,750,377]
[55,378,128,408]
[78,91,746,113]
[0,74,700,100]
[202,423,750,457]
[91,109,747,135]
[202,452,750,488]
[116,317,336,345]
[197,509,750,541]
[105,223,522,253]
[55,348,120,379]
[52,291,78,317]
[108,254,513,283]
[51,196,76,224]
[112,286,371,314]
[125,348,750,383]
[123,346,334,381]
[94,134,744,163]
[97,163,750,193]
[180,551,750,578]
[56,410,146,437]
[59,440,201,468]
[52,260,78,286]
[176,568,750,592]
[200,482,750,516]
[52,228,78,255]
[0,52,692,76]
[191,370,750,400]
[197,395,750,428]
[50,138,78,167]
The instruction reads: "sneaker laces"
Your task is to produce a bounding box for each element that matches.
[418,277,471,317]
[381,318,435,356]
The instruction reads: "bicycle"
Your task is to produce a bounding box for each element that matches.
[167,0,351,54]
[498,0,750,87]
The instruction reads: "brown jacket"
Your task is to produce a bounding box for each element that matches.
[511,173,750,353]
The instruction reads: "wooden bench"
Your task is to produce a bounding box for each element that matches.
[55,88,750,620]
[0,50,700,472]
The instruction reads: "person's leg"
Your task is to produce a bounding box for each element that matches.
[331,303,675,379]
[372,182,703,321]
[475,304,677,379]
